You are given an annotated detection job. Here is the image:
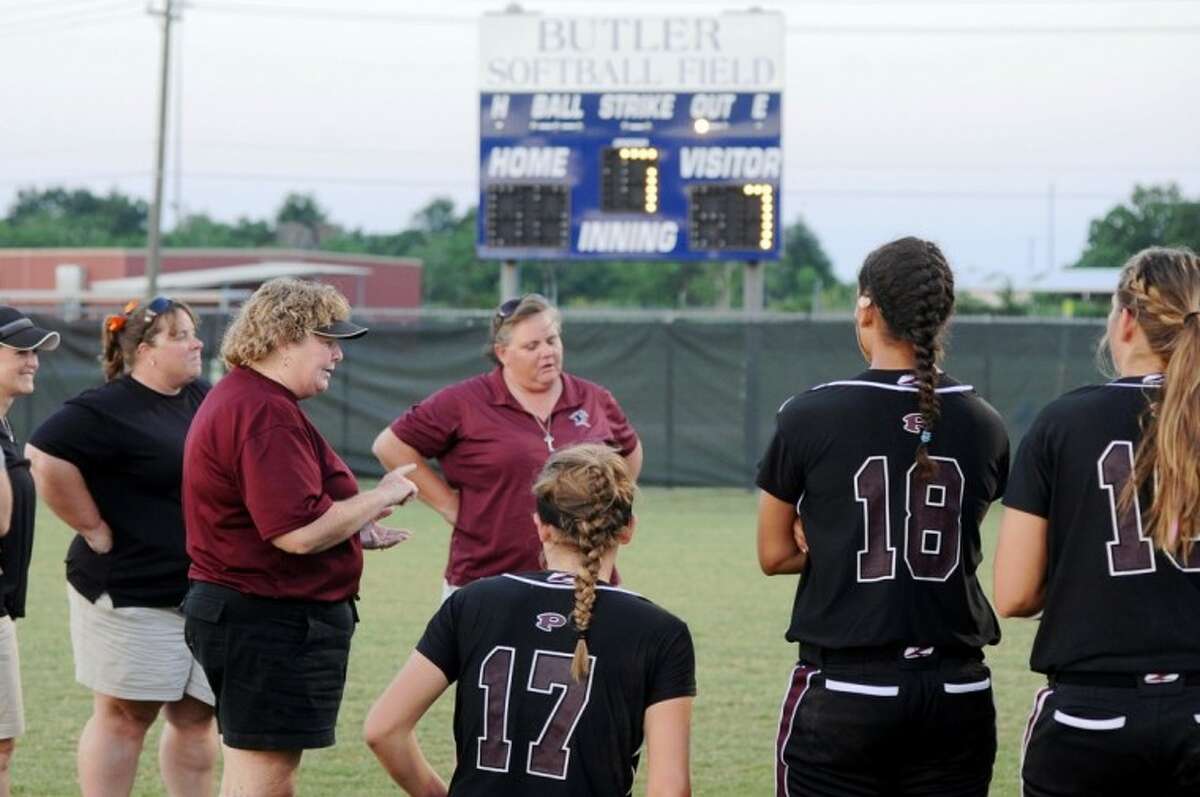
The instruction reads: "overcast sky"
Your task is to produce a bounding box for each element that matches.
[2,0,1198,284]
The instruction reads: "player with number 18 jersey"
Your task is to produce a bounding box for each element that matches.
[758,237,1010,797]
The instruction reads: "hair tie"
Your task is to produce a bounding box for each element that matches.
[920,430,932,445]
[105,315,127,333]
[575,629,588,641]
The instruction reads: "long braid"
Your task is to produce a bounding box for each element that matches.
[568,514,612,681]
[532,444,636,683]
[858,237,956,480]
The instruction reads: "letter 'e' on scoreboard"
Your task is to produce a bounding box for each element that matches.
[477,10,784,261]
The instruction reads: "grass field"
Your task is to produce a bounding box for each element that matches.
[9,488,1042,795]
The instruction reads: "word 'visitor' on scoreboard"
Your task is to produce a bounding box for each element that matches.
[477,12,784,261]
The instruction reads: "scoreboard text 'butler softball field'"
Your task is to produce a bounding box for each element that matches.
[477,11,785,261]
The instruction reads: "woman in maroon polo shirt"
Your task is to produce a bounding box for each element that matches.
[373,293,643,597]
[181,278,417,797]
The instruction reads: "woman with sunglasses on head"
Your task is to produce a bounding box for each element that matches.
[373,293,643,598]
[995,248,1200,796]
[26,296,216,797]
[757,237,1010,796]
[365,443,694,797]
[0,306,59,797]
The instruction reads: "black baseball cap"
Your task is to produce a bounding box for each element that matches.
[313,318,368,339]
[0,306,60,351]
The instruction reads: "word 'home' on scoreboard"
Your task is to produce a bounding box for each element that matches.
[477,11,784,262]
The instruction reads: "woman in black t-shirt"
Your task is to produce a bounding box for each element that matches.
[0,305,59,797]
[27,297,216,797]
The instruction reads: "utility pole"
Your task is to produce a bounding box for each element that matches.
[146,0,177,299]
[1046,181,1056,272]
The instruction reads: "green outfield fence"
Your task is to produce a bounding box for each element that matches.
[16,310,1107,487]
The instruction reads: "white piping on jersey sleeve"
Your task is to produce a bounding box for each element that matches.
[810,380,975,394]
[500,573,644,599]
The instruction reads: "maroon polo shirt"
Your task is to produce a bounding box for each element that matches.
[183,366,362,602]
[391,368,638,586]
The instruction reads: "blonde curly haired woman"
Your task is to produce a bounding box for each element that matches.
[181,278,418,797]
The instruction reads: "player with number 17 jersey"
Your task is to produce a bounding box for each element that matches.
[415,571,695,796]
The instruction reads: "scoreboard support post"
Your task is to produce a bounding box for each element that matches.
[500,259,520,302]
[743,259,764,315]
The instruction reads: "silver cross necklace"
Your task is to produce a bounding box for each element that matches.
[532,414,555,452]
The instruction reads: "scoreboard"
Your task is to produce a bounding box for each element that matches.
[477,12,784,262]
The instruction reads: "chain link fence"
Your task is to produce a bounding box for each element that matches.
[16,310,1107,486]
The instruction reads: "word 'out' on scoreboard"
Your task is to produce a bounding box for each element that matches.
[477,11,784,262]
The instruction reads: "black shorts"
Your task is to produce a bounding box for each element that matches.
[181,581,356,751]
[775,650,995,797]
[1021,677,1200,797]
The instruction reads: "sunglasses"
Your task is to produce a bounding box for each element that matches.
[496,296,524,320]
[107,296,175,335]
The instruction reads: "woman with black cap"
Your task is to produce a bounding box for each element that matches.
[181,278,419,797]
[0,305,59,797]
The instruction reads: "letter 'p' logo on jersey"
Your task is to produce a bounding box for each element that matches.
[535,612,568,633]
[901,413,926,435]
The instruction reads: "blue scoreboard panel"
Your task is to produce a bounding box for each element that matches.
[477,91,781,261]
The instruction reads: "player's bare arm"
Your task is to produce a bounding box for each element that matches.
[993,507,1049,617]
[644,696,693,797]
[757,490,809,575]
[364,650,450,797]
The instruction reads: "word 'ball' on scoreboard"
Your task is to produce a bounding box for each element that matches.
[477,11,784,262]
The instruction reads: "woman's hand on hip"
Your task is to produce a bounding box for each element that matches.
[439,490,460,528]
[81,520,114,555]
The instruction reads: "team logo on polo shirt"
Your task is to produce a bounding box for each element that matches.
[901,412,926,435]
[535,612,568,632]
[569,409,591,428]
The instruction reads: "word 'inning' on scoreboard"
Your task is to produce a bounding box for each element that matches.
[477,11,784,262]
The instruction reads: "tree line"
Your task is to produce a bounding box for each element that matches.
[2,183,1197,311]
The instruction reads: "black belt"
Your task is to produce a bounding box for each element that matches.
[1050,671,1200,689]
[799,643,983,668]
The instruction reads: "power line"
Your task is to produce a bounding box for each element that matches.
[190,2,473,24]
[0,0,138,29]
[186,3,1200,34]
[786,23,1200,34]
[0,0,131,21]
[0,3,141,38]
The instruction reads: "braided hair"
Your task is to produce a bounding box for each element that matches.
[857,237,956,479]
[532,444,636,682]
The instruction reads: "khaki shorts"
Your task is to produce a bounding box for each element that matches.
[0,615,25,739]
[68,584,214,705]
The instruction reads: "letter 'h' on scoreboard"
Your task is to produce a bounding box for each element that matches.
[477,11,784,261]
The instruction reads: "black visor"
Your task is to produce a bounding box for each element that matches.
[313,319,368,339]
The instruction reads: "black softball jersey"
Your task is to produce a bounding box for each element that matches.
[416,570,696,797]
[1004,374,1200,675]
[757,369,1010,652]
